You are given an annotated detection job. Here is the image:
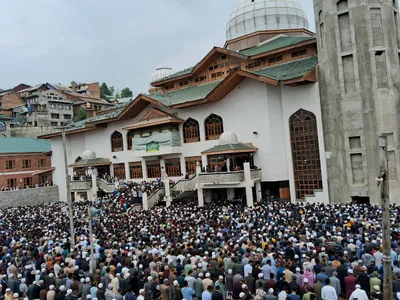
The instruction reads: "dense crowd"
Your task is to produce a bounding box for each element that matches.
[0,196,399,300]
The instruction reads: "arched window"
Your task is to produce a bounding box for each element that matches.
[111,131,124,152]
[289,109,323,200]
[183,118,200,143]
[0,122,6,131]
[204,114,224,141]
[127,131,134,150]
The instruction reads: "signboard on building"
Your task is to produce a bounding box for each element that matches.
[146,142,160,152]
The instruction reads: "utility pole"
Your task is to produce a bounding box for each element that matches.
[88,206,95,274]
[378,135,393,300]
[61,127,75,249]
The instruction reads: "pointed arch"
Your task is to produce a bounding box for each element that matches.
[127,130,134,150]
[183,118,200,143]
[289,109,323,199]
[204,113,224,141]
[111,131,124,152]
[0,122,6,131]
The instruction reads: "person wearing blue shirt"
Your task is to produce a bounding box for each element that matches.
[181,281,195,300]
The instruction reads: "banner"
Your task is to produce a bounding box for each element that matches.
[146,142,160,152]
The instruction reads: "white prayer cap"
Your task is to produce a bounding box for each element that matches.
[86,277,90,283]
[98,283,103,289]
[148,276,153,282]
[49,285,55,290]
[59,285,66,291]
[258,273,263,278]
[239,292,245,298]
[219,275,224,280]
[86,295,91,299]
[228,269,232,274]
[173,281,179,287]
[67,289,72,295]
[13,293,19,298]
[81,278,85,283]
[303,278,309,283]
[206,273,210,278]
[241,284,247,289]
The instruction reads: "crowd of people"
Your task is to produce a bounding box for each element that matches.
[0,196,399,300]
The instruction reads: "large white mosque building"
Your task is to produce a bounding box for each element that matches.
[41,0,400,206]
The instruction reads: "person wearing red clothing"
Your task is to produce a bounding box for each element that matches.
[344,269,357,300]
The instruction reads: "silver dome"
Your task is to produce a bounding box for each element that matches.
[151,67,174,84]
[226,0,309,41]
[219,132,239,145]
[82,150,96,160]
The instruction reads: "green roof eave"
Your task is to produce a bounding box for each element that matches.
[240,36,316,57]
[0,138,51,154]
[249,56,318,81]
[147,80,222,107]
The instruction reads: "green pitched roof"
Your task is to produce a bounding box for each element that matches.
[240,36,316,56]
[251,56,318,81]
[0,138,51,154]
[147,80,222,106]
[202,142,257,154]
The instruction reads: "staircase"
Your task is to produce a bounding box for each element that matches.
[97,179,116,193]
[147,175,197,208]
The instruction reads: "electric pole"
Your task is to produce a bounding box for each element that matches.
[61,127,75,249]
[378,135,393,300]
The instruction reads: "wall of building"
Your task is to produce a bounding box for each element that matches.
[0,153,52,188]
[0,186,59,207]
[10,126,57,138]
[314,0,400,204]
[51,78,324,202]
[281,83,330,204]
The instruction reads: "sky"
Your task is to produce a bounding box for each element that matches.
[0,0,315,95]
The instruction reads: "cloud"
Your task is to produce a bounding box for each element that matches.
[0,0,315,93]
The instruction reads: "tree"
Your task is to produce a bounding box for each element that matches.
[75,108,88,121]
[120,87,133,98]
[100,82,112,99]
[109,86,115,96]
[70,81,77,87]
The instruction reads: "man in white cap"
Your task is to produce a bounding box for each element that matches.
[47,285,56,300]
[136,289,145,300]
[19,278,28,297]
[349,284,368,300]
[344,269,357,300]
[202,273,213,291]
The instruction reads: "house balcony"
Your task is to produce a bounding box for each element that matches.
[69,180,92,191]
[198,169,262,188]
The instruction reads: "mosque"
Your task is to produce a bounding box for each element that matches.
[41,0,400,206]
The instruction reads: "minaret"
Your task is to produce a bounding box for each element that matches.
[313,0,400,204]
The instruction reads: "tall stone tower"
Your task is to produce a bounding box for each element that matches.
[314,0,400,204]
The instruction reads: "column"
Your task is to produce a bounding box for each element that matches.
[142,192,149,211]
[88,167,98,202]
[142,161,148,179]
[160,158,166,177]
[255,181,262,202]
[124,162,130,181]
[243,162,254,207]
[196,162,204,207]
[226,157,231,172]
[201,155,208,172]
[164,175,172,207]
[227,188,235,201]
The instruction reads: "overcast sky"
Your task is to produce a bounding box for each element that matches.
[0,0,314,94]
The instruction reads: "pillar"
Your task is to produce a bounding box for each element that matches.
[255,181,262,202]
[164,175,172,207]
[227,188,235,201]
[142,192,149,211]
[243,162,254,207]
[196,162,204,207]
[142,161,147,179]
[88,167,98,202]
[226,157,231,172]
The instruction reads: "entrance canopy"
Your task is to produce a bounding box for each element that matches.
[201,132,257,155]
[68,150,111,168]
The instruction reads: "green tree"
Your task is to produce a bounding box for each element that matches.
[70,81,77,87]
[75,108,88,121]
[109,86,115,96]
[120,87,133,98]
[100,82,112,99]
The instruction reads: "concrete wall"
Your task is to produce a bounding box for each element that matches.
[314,0,400,204]
[10,126,57,139]
[0,186,59,207]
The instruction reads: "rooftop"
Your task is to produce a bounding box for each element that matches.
[0,138,51,154]
[240,35,315,56]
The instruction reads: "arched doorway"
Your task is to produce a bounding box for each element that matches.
[289,109,323,199]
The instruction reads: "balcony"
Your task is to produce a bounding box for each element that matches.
[198,169,262,186]
[69,180,92,191]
